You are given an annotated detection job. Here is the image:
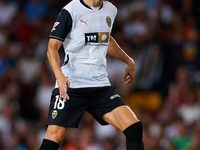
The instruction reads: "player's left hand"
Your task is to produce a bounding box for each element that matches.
[123,59,135,86]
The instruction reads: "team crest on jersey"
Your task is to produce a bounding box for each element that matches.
[51,22,60,32]
[106,16,111,27]
[52,110,58,119]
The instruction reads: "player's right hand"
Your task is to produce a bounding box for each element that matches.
[57,74,70,101]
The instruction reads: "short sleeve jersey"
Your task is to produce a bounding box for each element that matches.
[49,0,117,88]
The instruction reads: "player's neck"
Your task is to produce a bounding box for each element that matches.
[83,0,103,7]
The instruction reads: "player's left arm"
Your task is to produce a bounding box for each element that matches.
[107,36,135,86]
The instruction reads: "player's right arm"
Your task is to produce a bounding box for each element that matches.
[47,39,70,101]
[47,8,72,101]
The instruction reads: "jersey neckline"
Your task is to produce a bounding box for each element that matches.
[80,0,103,10]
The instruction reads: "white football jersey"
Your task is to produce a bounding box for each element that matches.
[50,0,117,88]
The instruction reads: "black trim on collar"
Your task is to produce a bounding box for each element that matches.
[99,2,103,10]
[80,0,92,9]
[80,0,103,10]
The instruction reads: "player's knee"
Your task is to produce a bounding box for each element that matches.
[45,126,66,144]
[123,121,143,142]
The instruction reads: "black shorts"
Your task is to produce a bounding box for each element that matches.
[46,86,127,128]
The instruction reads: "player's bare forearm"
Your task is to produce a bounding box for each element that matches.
[107,36,133,65]
[47,38,70,100]
[107,36,135,86]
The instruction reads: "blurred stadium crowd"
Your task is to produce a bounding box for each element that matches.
[0,0,200,149]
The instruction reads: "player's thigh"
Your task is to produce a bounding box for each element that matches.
[102,105,139,131]
[45,125,67,144]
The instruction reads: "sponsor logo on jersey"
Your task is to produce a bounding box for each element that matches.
[51,22,60,32]
[85,32,109,43]
[52,110,58,119]
[110,94,121,100]
[106,16,111,27]
[80,19,88,26]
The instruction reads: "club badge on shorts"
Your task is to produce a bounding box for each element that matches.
[106,16,111,27]
[52,110,58,119]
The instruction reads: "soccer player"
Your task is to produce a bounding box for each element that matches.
[39,0,144,150]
